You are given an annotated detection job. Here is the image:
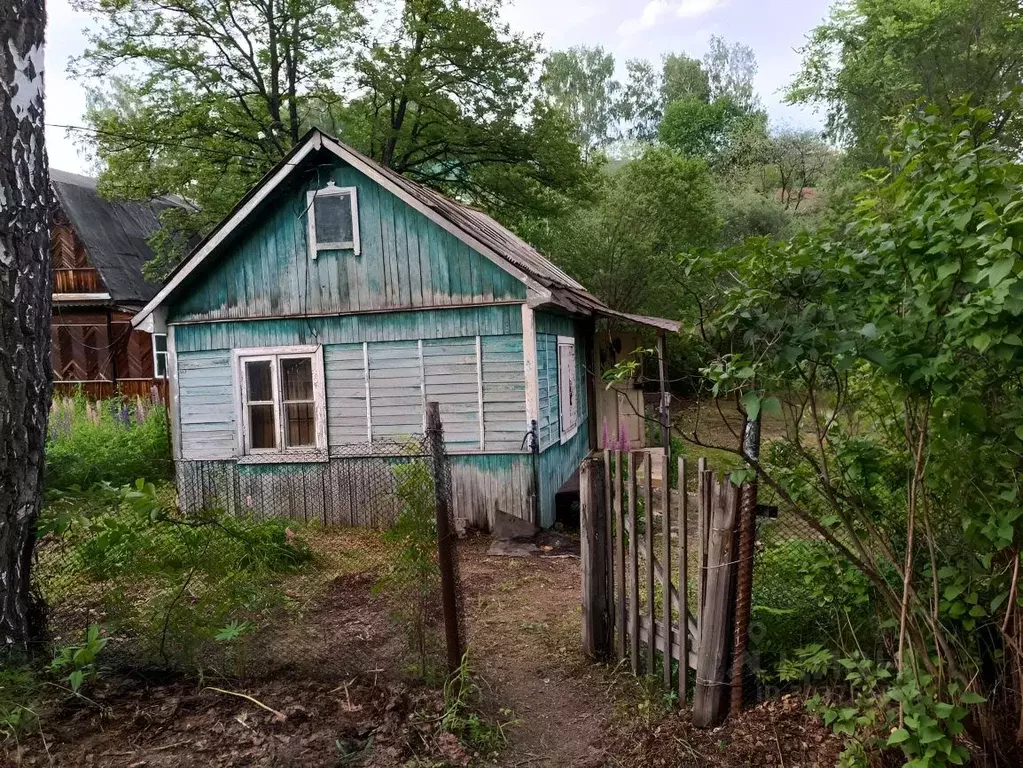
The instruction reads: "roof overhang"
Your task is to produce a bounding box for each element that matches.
[531,286,681,333]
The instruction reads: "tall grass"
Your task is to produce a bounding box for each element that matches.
[45,394,172,491]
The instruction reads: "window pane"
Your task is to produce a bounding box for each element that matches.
[285,402,315,447]
[246,360,273,401]
[155,353,167,378]
[314,193,353,245]
[154,334,167,353]
[281,357,313,401]
[249,404,277,449]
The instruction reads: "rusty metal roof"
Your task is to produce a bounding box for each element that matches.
[135,130,681,334]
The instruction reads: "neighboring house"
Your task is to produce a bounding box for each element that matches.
[49,169,185,399]
[131,130,678,530]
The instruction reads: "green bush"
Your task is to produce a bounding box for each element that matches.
[39,481,313,674]
[751,536,876,677]
[45,395,172,491]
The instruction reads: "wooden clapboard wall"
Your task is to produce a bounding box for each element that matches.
[174,330,527,459]
[166,155,528,325]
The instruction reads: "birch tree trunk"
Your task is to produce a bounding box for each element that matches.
[0,0,50,647]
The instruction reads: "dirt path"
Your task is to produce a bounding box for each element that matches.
[459,538,612,768]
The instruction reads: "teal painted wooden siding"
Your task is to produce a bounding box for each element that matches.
[173,304,522,353]
[167,157,527,324]
[423,338,479,450]
[368,340,422,440]
[533,311,592,527]
[481,335,527,452]
[177,349,236,459]
[324,343,368,444]
[537,423,590,527]
[174,308,528,457]
[177,452,533,530]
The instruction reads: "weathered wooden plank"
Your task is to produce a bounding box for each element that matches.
[660,452,672,688]
[615,451,625,659]
[679,456,689,702]
[643,452,655,675]
[693,477,739,729]
[628,451,639,674]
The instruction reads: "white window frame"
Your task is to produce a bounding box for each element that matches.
[232,345,327,459]
[306,181,360,259]
[557,335,579,443]
[152,332,169,379]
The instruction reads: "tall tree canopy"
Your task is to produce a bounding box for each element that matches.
[75,0,587,278]
[789,0,1023,163]
[539,45,619,158]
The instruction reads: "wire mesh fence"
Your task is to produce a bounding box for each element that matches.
[34,431,465,686]
[748,486,838,695]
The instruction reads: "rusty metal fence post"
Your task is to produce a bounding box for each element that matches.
[730,416,761,717]
[426,401,463,676]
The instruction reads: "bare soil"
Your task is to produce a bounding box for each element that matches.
[460,536,844,768]
[8,536,842,767]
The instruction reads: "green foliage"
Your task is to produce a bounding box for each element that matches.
[540,46,620,158]
[376,459,441,679]
[789,0,1023,165]
[45,395,171,491]
[39,480,313,673]
[440,653,515,760]
[752,539,875,671]
[682,97,1023,762]
[50,624,108,694]
[0,666,41,741]
[525,145,718,318]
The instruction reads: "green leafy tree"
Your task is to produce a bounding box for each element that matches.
[662,52,711,104]
[540,46,620,159]
[703,35,759,112]
[680,100,1023,762]
[789,0,1023,164]
[75,0,588,279]
[530,146,718,316]
[619,58,662,143]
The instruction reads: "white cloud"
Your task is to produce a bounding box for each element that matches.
[617,0,724,37]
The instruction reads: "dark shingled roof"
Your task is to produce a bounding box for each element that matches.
[50,169,189,307]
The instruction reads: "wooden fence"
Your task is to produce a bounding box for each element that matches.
[580,450,748,728]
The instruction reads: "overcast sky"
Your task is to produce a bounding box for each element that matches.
[44,0,832,174]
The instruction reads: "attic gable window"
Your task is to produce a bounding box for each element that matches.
[307,181,360,258]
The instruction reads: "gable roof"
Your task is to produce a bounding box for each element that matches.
[50,168,191,306]
[132,130,680,333]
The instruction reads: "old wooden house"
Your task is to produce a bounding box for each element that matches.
[50,169,188,399]
[132,130,678,530]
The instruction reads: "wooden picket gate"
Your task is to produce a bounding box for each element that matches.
[580,450,746,728]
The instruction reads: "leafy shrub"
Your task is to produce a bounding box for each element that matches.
[752,537,876,676]
[375,459,441,679]
[38,481,313,674]
[45,395,172,491]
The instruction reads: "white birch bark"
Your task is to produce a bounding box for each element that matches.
[0,0,50,646]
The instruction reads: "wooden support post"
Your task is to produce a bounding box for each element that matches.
[426,402,463,676]
[656,331,670,453]
[603,450,615,653]
[614,451,626,659]
[581,455,610,659]
[678,457,689,703]
[643,452,655,674]
[693,477,740,728]
[660,452,672,688]
[628,451,640,674]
